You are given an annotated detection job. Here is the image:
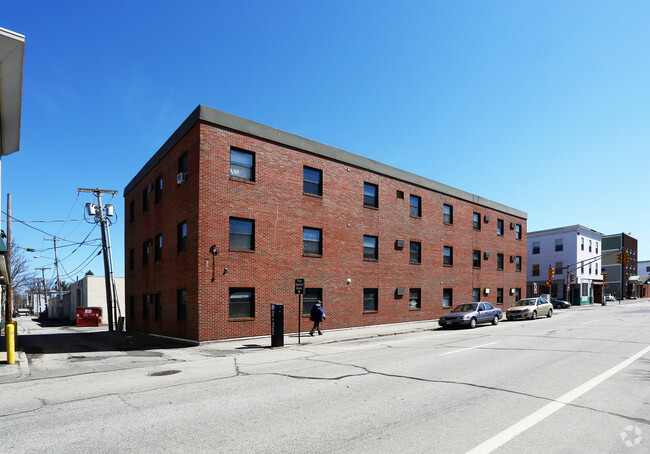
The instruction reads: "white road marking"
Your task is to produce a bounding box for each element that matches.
[466,344,650,454]
[441,342,498,356]
[580,319,603,325]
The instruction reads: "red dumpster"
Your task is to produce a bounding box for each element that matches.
[76,307,103,326]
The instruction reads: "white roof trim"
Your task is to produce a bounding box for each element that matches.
[0,27,25,156]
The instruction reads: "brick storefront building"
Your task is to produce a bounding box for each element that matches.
[124,105,527,342]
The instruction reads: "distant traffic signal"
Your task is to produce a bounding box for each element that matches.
[616,252,623,264]
[548,266,555,280]
[569,273,575,282]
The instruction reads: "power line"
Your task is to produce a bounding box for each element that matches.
[12,219,86,223]
[2,211,57,237]
[59,224,99,261]
[57,193,83,237]
[2,211,102,248]
[59,246,103,280]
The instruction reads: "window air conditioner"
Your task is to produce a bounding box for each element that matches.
[177,172,188,185]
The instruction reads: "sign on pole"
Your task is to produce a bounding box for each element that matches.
[295,278,305,295]
[295,279,305,344]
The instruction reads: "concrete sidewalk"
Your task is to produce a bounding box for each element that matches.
[190,298,650,353]
[0,350,29,382]
[198,318,441,353]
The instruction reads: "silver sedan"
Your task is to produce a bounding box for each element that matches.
[438,302,503,329]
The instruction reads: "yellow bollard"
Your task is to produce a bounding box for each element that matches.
[6,323,15,365]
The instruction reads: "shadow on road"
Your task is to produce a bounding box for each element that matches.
[19,319,193,355]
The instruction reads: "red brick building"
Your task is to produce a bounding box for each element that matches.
[124,105,527,342]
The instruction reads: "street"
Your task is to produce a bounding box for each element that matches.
[1,300,649,453]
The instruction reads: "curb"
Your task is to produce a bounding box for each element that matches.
[0,350,29,382]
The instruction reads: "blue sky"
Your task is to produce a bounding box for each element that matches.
[3,1,650,285]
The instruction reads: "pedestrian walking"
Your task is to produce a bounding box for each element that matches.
[309,301,326,336]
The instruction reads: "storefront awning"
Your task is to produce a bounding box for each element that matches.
[628,275,642,283]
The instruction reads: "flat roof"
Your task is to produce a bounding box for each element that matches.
[125,105,527,219]
[0,27,25,156]
[528,224,604,237]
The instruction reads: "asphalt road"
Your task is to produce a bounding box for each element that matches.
[1,301,649,453]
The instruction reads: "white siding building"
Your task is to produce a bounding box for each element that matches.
[638,260,650,285]
[527,225,603,305]
[48,276,125,325]
[638,260,650,298]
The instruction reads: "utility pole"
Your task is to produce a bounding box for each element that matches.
[44,237,64,317]
[36,267,49,313]
[5,193,12,324]
[78,188,118,331]
[104,218,121,329]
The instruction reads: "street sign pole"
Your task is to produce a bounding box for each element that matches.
[298,293,302,344]
[295,279,305,344]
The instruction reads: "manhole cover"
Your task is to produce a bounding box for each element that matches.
[148,370,181,377]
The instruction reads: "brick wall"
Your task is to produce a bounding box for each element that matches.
[126,118,527,342]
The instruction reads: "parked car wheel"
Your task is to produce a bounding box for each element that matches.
[492,315,499,325]
[469,317,477,329]
[547,309,553,318]
[531,311,537,320]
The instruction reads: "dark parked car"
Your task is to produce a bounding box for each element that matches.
[551,298,571,309]
[438,302,503,329]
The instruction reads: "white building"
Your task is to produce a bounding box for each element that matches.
[639,261,650,283]
[48,275,125,325]
[527,225,603,305]
[30,290,59,314]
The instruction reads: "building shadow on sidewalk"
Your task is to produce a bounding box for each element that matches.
[19,329,192,355]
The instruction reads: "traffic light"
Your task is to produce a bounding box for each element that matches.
[617,252,623,264]
[569,273,575,282]
[603,272,607,281]
[548,266,555,280]
[623,252,630,264]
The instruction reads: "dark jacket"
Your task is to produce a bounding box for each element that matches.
[310,305,325,322]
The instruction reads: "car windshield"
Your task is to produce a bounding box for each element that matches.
[514,299,536,307]
[452,304,477,313]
